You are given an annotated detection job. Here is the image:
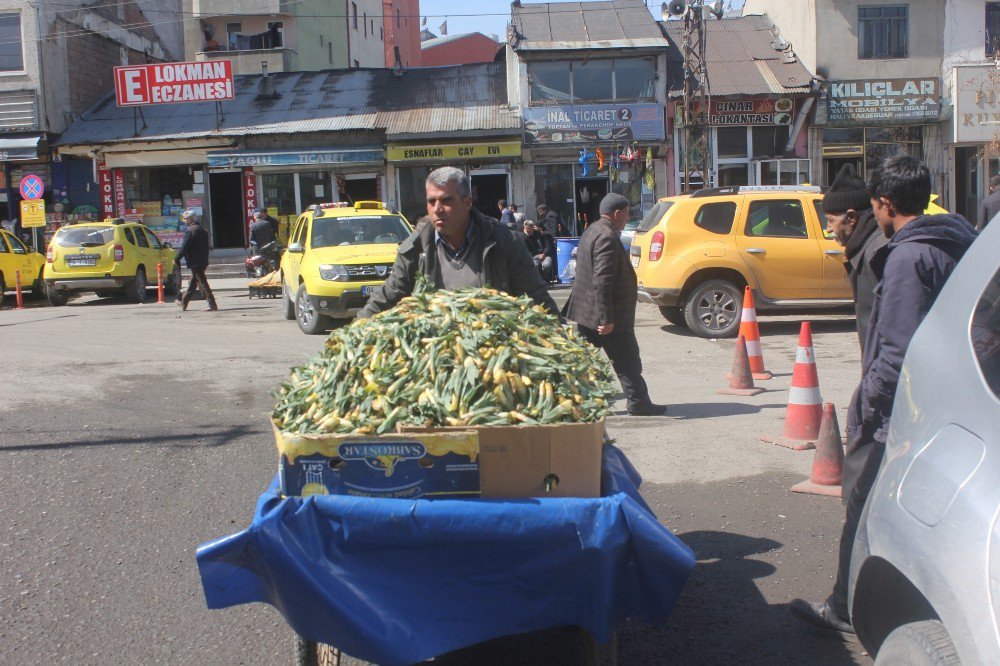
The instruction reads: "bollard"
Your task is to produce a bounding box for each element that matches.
[156,262,165,304]
[14,269,24,310]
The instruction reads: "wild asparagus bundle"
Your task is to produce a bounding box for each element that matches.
[273,282,616,435]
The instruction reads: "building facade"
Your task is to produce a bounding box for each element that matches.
[420,33,501,67]
[384,0,421,67]
[744,0,946,203]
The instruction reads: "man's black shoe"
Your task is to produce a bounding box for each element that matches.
[627,403,668,417]
[789,599,857,641]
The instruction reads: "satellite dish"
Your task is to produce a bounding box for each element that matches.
[663,1,687,19]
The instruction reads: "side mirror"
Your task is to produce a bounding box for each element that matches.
[162,242,172,249]
[287,242,304,254]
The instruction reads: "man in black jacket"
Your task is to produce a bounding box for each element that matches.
[359,167,557,317]
[822,164,887,352]
[791,157,977,638]
[565,193,666,416]
[977,174,1000,231]
[524,221,556,282]
[174,209,218,312]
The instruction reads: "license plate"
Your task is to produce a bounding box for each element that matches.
[361,285,376,295]
[630,256,640,268]
[67,258,97,267]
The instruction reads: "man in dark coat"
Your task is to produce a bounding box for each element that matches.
[565,193,666,416]
[821,164,888,352]
[174,209,218,312]
[524,221,557,281]
[359,167,557,318]
[249,210,278,253]
[977,174,1000,231]
[791,157,977,638]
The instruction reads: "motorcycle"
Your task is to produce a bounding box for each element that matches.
[246,240,283,278]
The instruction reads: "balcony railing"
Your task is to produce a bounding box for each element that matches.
[197,48,294,75]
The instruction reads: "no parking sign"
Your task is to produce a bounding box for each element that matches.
[20,174,44,200]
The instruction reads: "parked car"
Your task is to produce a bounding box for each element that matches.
[0,228,46,307]
[280,201,412,335]
[848,218,999,664]
[620,219,640,253]
[44,220,179,305]
[630,185,853,337]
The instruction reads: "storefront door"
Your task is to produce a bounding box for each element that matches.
[209,171,245,248]
[955,146,981,222]
[343,177,378,204]
[470,172,509,219]
[575,177,608,232]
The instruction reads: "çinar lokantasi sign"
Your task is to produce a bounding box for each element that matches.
[114,60,235,107]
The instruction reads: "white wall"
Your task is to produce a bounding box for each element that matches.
[348,0,385,67]
[742,1,818,76]
[943,0,993,99]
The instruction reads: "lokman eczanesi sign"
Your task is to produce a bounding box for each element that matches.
[825,78,940,123]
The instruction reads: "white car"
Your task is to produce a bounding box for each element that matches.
[849,218,1000,664]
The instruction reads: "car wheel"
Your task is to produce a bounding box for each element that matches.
[31,267,46,298]
[658,305,687,328]
[129,268,148,303]
[296,283,331,335]
[683,279,743,338]
[875,620,959,666]
[47,288,68,306]
[165,265,182,295]
[282,277,296,320]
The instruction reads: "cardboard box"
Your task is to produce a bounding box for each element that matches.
[402,419,605,499]
[274,422,480,499]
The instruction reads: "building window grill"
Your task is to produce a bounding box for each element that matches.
[858,5,908,59]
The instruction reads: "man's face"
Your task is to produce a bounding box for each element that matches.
[823,210,857,246]
[426,180,473,237]
[524,223,535,236]
[871,196,895,238]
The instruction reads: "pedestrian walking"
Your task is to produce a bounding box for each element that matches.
[821,164,888,351]
[174,209,218,312]
[564,193,667,416]
[977,174,1000,231]
[359,167,557,317]
[790,157,977,638]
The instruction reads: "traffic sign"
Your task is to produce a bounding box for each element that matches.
[20,199,45,228]
[20,174,44,200]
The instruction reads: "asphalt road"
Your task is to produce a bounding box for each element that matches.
[1,288,870,665]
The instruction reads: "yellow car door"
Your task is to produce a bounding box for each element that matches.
[4,231,39,287]
[128,224,156,274]
[0,231,15,290]
[734,197,825,300]
[284,215,309,288]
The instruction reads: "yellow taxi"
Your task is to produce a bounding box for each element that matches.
[280,201,412,334]
[44,220,178,305]
[0,228,46,307]
[630,186,853,338]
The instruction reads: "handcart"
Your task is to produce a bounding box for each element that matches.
[196,445,695,665]
[248,269,282,300]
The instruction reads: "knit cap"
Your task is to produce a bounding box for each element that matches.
[822,164,871,214]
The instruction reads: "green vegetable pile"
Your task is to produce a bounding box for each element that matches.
[273,282,616,435]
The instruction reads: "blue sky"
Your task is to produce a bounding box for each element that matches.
[416,0,746,42]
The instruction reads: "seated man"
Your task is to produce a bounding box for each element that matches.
[524,221,556,282]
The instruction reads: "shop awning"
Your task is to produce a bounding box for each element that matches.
[206,147,384,169]
[0,135,42,161]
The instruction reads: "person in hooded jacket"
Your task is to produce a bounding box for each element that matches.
[821,164,888,352]
[791,156,978,639]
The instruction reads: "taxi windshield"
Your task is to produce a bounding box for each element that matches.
[311,215,409,248]
[56,226,115,247]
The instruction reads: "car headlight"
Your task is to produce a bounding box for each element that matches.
[319,264,349,281]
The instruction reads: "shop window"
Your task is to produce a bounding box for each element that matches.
[695,202,737,235]
[746,200,808,238]
[717,164,749,187]
[533,164,574,234]
[529,62,571,103]
[858,5,908,59]
[752,126,790,158]
[573,60,613,102]
[614,58,656,100]
[397,166,433,224]
[300,172,330,210]
[971,266,1000,398]
[823,128,865,144]
[756,159,811,186]
[717,127,748,159]
[0,13,23,71]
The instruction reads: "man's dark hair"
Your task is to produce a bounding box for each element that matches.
[866,156,931,216]
[498,199,507,208]
[990,175,1000,190]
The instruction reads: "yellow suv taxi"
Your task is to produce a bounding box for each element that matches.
[44,220,179,305]
[0,228,46,307]
[280,201,412,334]
[630,186,852,338]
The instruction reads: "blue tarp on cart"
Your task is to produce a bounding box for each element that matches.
[196,445,694,665]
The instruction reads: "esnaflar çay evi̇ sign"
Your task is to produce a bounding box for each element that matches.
[114,61,235,107]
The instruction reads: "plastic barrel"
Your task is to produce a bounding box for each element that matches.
[556,237,580,284]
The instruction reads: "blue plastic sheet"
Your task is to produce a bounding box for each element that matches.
[196,446,695,665]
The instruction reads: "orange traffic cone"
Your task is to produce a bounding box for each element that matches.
[718,335,765,396]
[759,322,822,450]
[739,287,771,380]
[791,403,844,497]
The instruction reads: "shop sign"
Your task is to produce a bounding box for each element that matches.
[953,65,1000,143]
[523,103,665,143]
[96,161,114,219]
[690,98,794,126]
[206,149,383,168]
[825,78,940,124]
[114,60,235,107]
[243,168,258,239]
[19,199,45,228]
[386,142,521,162]
[113,169,126,217]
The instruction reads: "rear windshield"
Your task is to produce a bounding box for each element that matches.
[56,226,114,247]
[311,215,410,248]
[635,201,674,234]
